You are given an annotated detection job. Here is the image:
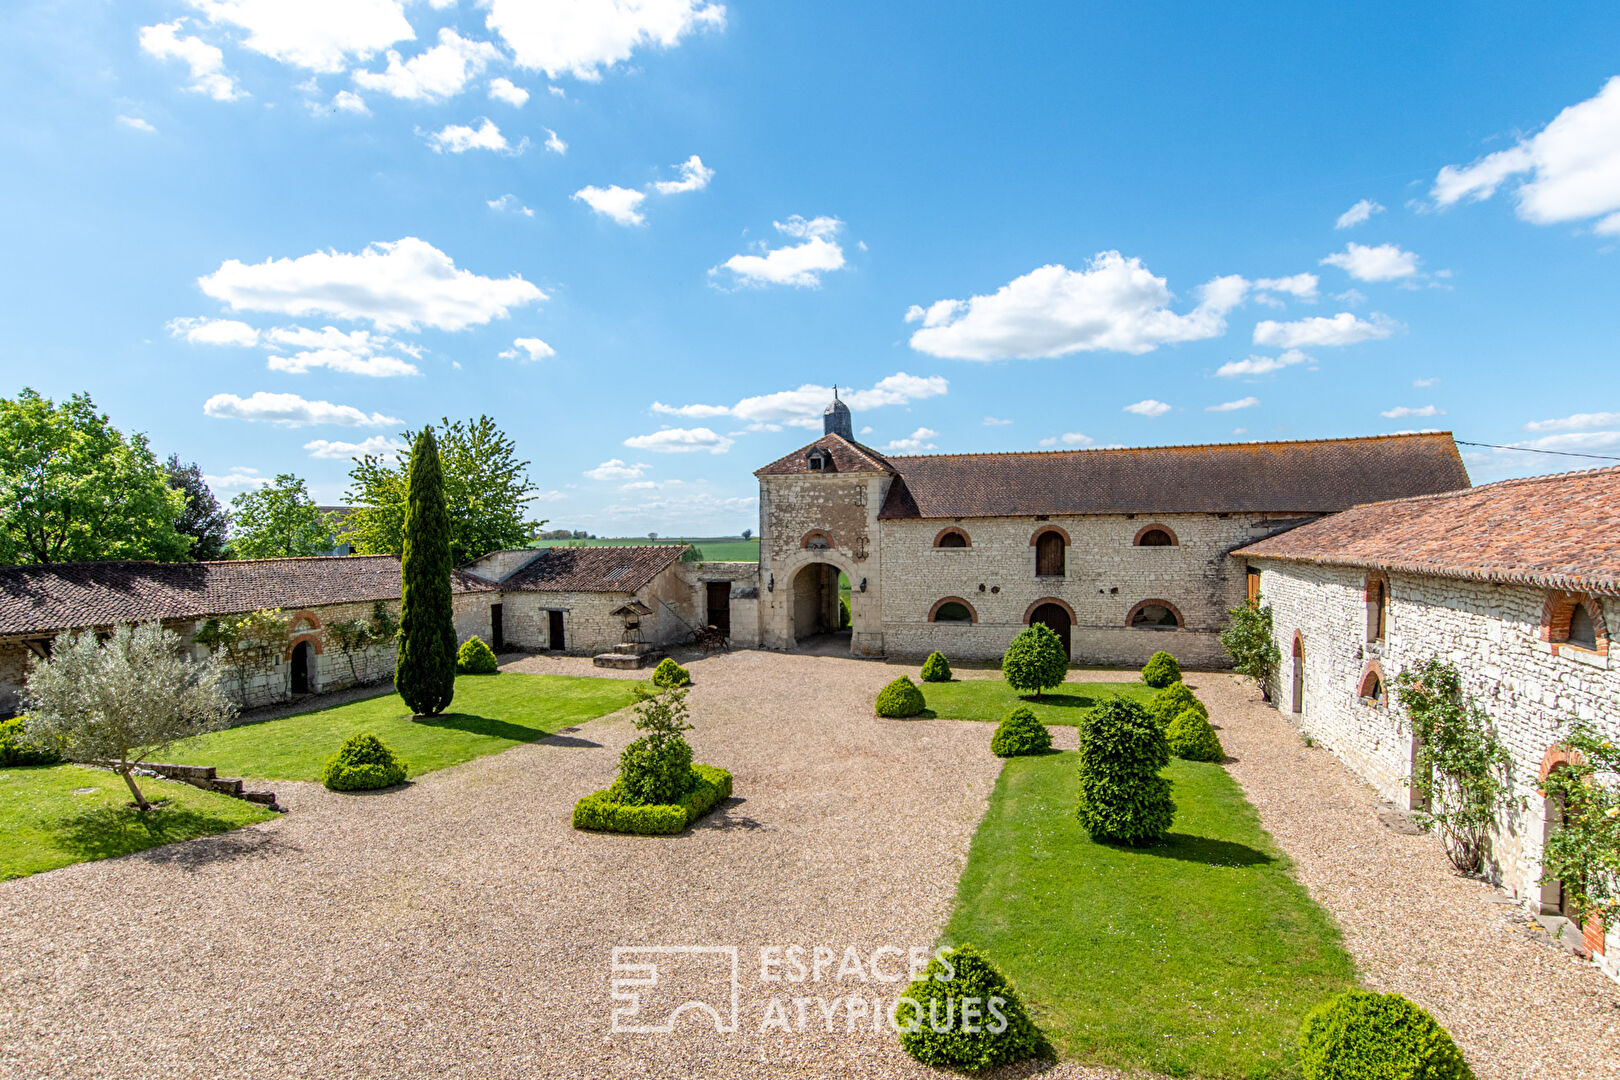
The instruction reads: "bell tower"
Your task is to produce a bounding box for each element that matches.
[823,386,853,440]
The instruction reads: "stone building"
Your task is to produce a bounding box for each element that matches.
[1237,467,1620,978]
[754,397,1469,666]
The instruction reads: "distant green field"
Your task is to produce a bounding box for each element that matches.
[533,537,760,562]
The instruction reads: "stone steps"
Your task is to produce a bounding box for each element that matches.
[139,761,283,813]
[593,645,663,670]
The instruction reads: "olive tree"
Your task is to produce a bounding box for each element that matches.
[24,622,236,810]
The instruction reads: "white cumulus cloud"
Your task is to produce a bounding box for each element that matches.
[487,193,533,216]
[652,154,714,194]
[203,466,270,492]
[352,28,501,102]
[585,458,648,481]
[1524,410,1620,432]
[883,427,938,453]
[184,0,414,73]
[622,427,735,454]
[650,372,947,431]
[1124,399,1172,417]
[118,115,158,133]
[499,337,556,362]
[1207,396,1260,412]
[139,20,243,100]
[543,127,567,154]
[167,316,261,347]
[1251,273,1319,301]
[1253,312,1393,348]
[266,348,419,377]
[1380,405,1444,419]
[1320,242,1421,282]
[1037,432,1093,447]
[1335,199,1385,229]
[483,0,725,81]
[424,118,517,153]
[331,90,369,113]
[1215,349,1312,377]
[712,215,846,288]
[573,184,647,225]
[1432,76,1620,235]
[303,435,407,460]
[197,237,546,332]
[983,416,1013,426]
[488,76,529,106]
[906,252,1248,361]
[203,391,401,427]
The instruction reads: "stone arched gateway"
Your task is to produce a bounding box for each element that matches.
[771,547,871,654]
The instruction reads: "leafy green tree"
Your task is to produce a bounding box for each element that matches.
[1002,623,1069,697]
[165,455,231,560]
[229,474,333,558]
[394,427,457,716]
[1221,597,1282,701]
[339,415,543,564]
[0,388,189,564]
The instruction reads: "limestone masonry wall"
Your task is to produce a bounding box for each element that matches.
[758,473,888,655]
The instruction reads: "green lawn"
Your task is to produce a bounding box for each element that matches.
[944,751,1356,1078]
[919,677,1158,725]
[168,673,644,782]
[0,764,278,880]
[533,536,760,562]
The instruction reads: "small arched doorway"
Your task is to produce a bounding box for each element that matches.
[1541,783,1568,915]
[290,640,312,696]
[790,561,851,650]
[1291,634,1305,715]
[1028,602,1072,658]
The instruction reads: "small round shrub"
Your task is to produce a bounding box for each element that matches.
[455,635,499,675]
[321,732,407,791]
[876,676,927,718]
[920,651,953,683]
[991,706,1052,757]
[1076,696,1175,845]
[1167,709,1225,762]
[1141,650,1182,689]
[1147,682,1207,729]
[0,716,61,766]
[1002,624,1069,697]
[840,597,851,628]
[1298,989,1474,1080]
[652,657,691,688]
[896,944,1052,1071]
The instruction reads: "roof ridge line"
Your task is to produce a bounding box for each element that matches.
[883,431,1457,462]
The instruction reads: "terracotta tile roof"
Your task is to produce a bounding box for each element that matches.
[0,555,494,638]
[874,433,1469,519]
[754,434,896,477]
[1235,466,1620,595]
[498,545,688,594]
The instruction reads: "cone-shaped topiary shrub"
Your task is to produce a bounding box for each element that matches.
[991,706,1052,757]
[895,943,1052,1071]
[1147,682,1207,729]
[652,657,691,688]
[1076,696,1175,844]
[1002,623,1068,696]
[456,635,498,675]
[1298,989,1474,1080]
[876,676,927,718]
[395,427,456,717]
[920,651,953,683]
[1141,650,1182,689]
[321,732,408,791]
[1167,708,1225,762]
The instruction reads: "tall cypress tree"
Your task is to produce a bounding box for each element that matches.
[395,427,456,716]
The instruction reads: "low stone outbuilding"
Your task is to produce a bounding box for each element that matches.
[1237,466,1620,978]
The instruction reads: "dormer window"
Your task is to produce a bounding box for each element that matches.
[805,448,833,472]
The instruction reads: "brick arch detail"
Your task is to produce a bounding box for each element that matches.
[1541,590,1610,656]
[799,529,835,550]
[1132,523,1179,546]
[284,632,324,661]
[1028,524,1071,546]
[1023,597,1076,623]
[1362,570,1389,600]
[933,526,972,548]
[1357,659,1386,702]
[287,609,324,633]
[1126,598,1184,628]
[1538,743,1585,787]
[1292,629,1305,658]
[928,597,979,624]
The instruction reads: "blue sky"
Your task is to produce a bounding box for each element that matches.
[2,2,1618,536]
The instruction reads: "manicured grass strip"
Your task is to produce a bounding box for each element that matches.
[0,764,277,880]
[920,678,1156,726]
[944,751,1356,1078]
[168,673,644,782]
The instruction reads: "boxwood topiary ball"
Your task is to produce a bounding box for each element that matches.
[896,944,1052,1071]
[876,676,927,718]
[1147,682,1206,729]
[321,732,408,791]
[1076,696,1175,845]
[456,635,499,675]
[652,657,691,688]
[1298,989,1474,1080]
[1166,708,1225,762]
[1141,650,1182,689]
[991,706,1052,757]
[920,651,953,683]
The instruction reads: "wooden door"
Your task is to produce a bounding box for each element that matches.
[290,641,310,695]
[490,603,504,652]
[1035,532,1065,577]
[548,610,565,651]
[705,581,731,636]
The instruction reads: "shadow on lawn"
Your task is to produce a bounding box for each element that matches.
[415,712,553,743]
[1141,832,1276,869]
[55,802,276,866]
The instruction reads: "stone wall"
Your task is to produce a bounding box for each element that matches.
[1254,558,1620,975]
[758,473,889,655]
[878,512,1309,666]
[675,561,761,648]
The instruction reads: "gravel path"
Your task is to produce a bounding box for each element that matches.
[1197,672,1620,1080]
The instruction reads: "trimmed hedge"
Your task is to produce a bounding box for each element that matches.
[321,732,408,791]
[572,763,733,835]
[840,597,851,629]
[455,635,499,675]
[1298,989,1473,1080]
[1147,682,1207,729]
[876,676,927,718]
[991,706,1052,757]
[1076,696,1175,845]
[0,717,61,766]
[1002,623,1068,696]
[652,657,691,688]
[1141,650,1182,689]
[896,943,1052,1071]
[1167,709,1225,762]
[920,651,953,683]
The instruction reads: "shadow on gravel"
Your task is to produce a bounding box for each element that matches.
[135,826,300,872]
[691,798,766,832]
[538,733,604,749]
[1142,832,1276,869]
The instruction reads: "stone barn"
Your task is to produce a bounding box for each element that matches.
[1238,467,1620,978]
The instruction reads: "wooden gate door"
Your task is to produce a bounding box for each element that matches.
[705,581,731,637]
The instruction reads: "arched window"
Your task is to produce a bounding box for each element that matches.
[1134,524,1177,547]
[800,530,834,550]
[1128,600,1182,629]
[1542,591,1608,656]
[929,597,978,623]
[934,528,970,548]
[1358,663,1385,703]
[1568,604,1598,651]
[1365,574,1388,642]
[1034,530,1066,577]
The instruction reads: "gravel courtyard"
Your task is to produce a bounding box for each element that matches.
[2,653,1615,1080]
